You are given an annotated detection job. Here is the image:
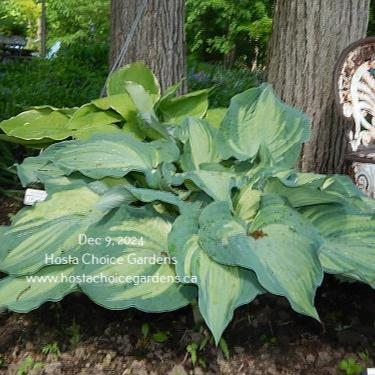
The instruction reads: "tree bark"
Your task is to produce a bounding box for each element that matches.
[267,0,370,173]
[38,0,47,58]
[110,0,186,93]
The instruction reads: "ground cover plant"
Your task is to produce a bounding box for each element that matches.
[0,62,374,345]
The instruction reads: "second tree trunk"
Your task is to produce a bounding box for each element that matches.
[267,0,370,173]
[110,0,186,93]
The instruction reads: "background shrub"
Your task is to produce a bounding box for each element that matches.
[188,62,264,107]
[0,40,108,121]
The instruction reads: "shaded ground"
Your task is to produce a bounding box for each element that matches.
[0,197,374,374]
[0,281,374,375]
[0,196,22,225]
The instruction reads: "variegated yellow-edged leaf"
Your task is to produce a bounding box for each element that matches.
[174,117,220,171]
[0,184,118,275]
[264,171,366,207]
[0,108,74,141]
[301,204,375,287]
[215,84,310,168]
[25,134,179,180]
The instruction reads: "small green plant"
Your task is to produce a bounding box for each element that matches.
[219,338,230,360]
[17,356,44,375]
[141,323,150,339]
[139,323,169,344]
[185,331,227,367]
[68,320,81,350]
[186,343,198,366]
[42,342,61,358]
[339,357,364,375]
[152,331,169,343]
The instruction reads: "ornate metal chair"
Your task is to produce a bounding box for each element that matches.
[335,36,375,198]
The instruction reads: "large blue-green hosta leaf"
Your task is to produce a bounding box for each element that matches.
[17,154,66,186]
[216,84,310,168]
[198,201,323,320]
[177,236,263,344]
[301,205,375,287]
[168,205,264,344]
[0,183,194,313]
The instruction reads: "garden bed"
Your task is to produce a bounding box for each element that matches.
[0,196,373,375]
[0,277,373,374]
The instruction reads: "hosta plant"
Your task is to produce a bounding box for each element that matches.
[0,61,212,147]
[0,63,374,345]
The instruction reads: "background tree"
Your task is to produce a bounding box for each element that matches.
[0,0,40,41]
[38,0,47,57]
[46,0,109,43]
[110,0,186,93]
[186,0,273,69]
[267,0,370,174]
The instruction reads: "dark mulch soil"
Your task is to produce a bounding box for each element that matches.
[0,197,374,374]
[0,195,22,225]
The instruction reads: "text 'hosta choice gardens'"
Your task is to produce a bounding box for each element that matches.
[0,62,374,344]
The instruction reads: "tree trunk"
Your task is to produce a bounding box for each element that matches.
[110,0,186,93]
[38,0,47,58]
[267,0,370,173]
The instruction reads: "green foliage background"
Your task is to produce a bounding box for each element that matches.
[186,0,273,68]
[0,41,109,122]
[0,0,40,40]
[1,0,375,194]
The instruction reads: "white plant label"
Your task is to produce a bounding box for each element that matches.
[23,189,48,206]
